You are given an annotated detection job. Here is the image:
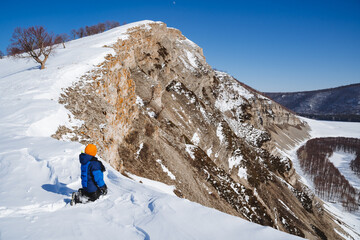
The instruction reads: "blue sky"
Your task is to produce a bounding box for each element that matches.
[0,0,359,92]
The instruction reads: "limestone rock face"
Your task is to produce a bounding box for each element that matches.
[54,22,347,239]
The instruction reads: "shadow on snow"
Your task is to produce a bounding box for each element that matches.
[42,182,75,197]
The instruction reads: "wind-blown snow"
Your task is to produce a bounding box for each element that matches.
[27,107,81,137]
[0,21,303,240]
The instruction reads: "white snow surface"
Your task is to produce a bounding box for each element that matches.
[228,151,243,170]
[329,151,356,168]
[216,122,225,143]
[207,147,213,157]
[191,132,200,146]
[185,144,196,160]
[328,151,360,190]
[237,167,248,180]
[136,96,145,107]
[302,117,360,139]
[185,50,198,68]
[0,21,302,240]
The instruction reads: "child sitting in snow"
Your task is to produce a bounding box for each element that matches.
[71,144,107,205]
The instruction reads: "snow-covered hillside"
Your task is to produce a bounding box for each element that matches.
[0,21,302,240]
[265,84,360,122]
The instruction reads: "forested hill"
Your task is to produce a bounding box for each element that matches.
[264,83,360,122]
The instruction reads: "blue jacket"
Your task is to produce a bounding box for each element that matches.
[79,153,106,193]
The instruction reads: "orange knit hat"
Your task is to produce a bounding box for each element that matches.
[85,144,97,156]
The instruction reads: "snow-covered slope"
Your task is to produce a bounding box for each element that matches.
[0,21,301,240]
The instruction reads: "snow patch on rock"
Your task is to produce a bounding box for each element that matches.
[228,152,243,170]
[185,144,197,160]
[216,123,225,144]
[207,148,213,158]
[156,159,176,180]
[136,96,145,107]
[237,167,247,180]
[192,132,200,146]
[136,143,144,159]
[185,50,198,68]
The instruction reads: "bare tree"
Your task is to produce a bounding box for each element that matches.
[78,27,86,38]
[7,26,56,69]
[55,33,70,48]
[85,25,100,36]
[70,29,78,39]
[70,20,121,41]
[111,21,120,28]
[105,20,120,30]
[0,50,4,59]
[97,23,106,32]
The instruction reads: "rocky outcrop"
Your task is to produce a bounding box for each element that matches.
[54,22,349,239]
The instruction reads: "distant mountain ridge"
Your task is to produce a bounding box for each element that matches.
[264,83,360,122]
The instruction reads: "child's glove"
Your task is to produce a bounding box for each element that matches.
[99,184,108,195]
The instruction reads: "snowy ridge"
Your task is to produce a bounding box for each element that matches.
[0,21,302,239]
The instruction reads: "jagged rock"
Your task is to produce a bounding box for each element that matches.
[54,22,348,239]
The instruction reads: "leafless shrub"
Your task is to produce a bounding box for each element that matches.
[78,27,86,38]
[70,29,78,40]
[105,20,120,30]
[55,33,70,49]
[71,20,121,39]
